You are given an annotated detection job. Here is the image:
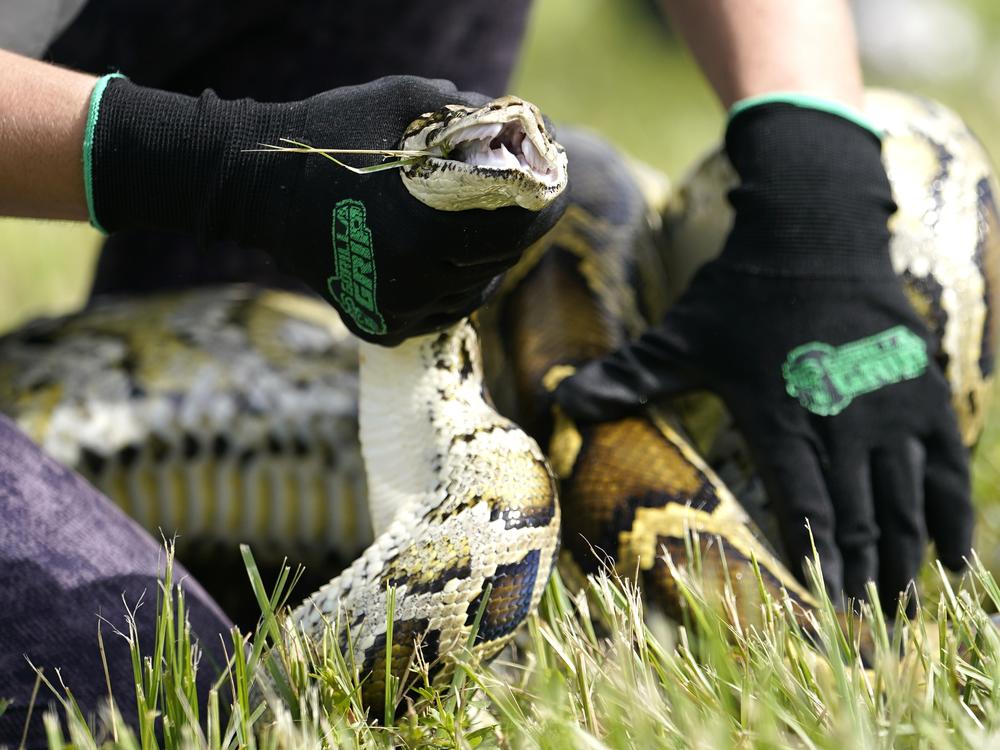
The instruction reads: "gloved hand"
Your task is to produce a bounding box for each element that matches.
[84,75,565,344]
[555,101,972,609]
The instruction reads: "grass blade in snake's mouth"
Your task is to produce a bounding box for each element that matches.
[245,140,432,174]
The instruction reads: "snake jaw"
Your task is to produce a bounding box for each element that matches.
[399,96,568,211]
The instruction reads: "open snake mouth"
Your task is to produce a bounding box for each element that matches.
[400,96,568,211]
[443,119,563,186]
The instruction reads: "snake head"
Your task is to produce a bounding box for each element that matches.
[399,95,568,212]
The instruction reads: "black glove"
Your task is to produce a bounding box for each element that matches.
[85,75,565,344]
[555,102,972,608]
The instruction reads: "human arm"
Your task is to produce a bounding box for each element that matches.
[555,0,971,611]
[656,0,864,109]
[0,49,94,219]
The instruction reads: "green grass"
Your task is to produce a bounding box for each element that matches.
[20,543,1000,749]
[0,218,99,333]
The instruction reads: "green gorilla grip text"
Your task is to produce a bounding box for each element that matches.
[328,199,387,336]
[782,326,928,416]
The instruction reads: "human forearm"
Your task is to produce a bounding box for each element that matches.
[0,49,96,220]
[658,0,864,109]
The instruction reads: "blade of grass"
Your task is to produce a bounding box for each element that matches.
[244,139,431,174]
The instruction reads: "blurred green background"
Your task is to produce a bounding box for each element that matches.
[3,0,1000,572]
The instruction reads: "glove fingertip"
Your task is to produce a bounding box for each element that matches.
[554,366,643,423]
[929,505,972,572]
[930,513,971,573]
[939,551,970,574]
[525,188,569,243]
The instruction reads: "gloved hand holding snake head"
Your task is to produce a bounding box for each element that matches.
[556,98,973,611]
[85,74,566,344]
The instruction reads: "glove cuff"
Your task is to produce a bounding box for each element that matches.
[82,73,127,234]
[728,92,883,139]
[87,76,308,244]
[721,101,897,278]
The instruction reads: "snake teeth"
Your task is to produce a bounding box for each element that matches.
[521,137,554,177]
[447,122,561,186]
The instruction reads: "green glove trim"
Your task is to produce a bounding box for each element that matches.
[729,92,883,139]
[782,326,928,416]
[82,72,127,234]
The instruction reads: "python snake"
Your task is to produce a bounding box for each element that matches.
[0,89,997,715]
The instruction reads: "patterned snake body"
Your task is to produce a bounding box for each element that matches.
[296,324,559,709]
[0,90,997,710]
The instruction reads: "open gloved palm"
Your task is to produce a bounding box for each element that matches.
[555,103,972,609]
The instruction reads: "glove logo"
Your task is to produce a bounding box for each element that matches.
[782,326,928,416]
[328,199,387,336]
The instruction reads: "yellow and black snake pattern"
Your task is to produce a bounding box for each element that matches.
[0,89,997,714]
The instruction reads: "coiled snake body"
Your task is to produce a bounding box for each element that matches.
[0,89,997,714]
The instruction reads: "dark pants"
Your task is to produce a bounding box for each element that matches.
[0,415,233,747]
[1,0,531,744]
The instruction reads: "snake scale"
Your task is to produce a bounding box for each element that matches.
[0,89,997,716]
